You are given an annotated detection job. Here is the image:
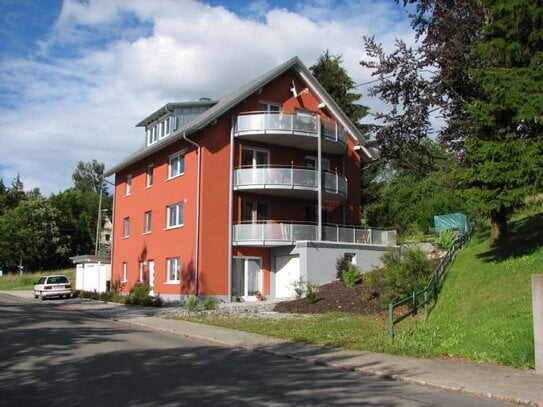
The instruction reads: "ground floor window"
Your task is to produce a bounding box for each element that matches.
[232,257,261,297]
[166,257,181,283]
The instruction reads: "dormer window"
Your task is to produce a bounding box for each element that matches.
[147,116,174,146]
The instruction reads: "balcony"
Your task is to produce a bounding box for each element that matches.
[232,221,397,247]
[233,166,347,200]
[234,112,347,154]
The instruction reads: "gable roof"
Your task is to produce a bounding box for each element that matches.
[105,57,376,177]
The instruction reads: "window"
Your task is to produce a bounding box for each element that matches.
[305,156,331,171]
[344,253,357,265]
[122,262,128,282]
[123,217,130,238]
[232,257,261,297]
[242,148,269,168]
[169,151,185,178]
[139,261,145,282]
[146,165,154,188]
[125,174,132,195]
[166,257,181,283]
[143,211,152,234]
[167,202,184,228]
[258,102,280,112]
[242,200,268,223]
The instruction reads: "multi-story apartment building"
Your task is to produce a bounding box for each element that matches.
[105,57,395,302]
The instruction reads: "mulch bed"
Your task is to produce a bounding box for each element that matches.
[273,278,386,316]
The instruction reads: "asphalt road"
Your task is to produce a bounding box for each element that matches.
[0,294,513,406]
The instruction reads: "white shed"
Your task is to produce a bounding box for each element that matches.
[70,255,111,293]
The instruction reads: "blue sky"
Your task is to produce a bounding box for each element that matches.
[0,0,413,195]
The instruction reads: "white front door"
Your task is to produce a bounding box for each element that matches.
[275,255,300,298]
[232,257,262,300]
[148,260,155,296]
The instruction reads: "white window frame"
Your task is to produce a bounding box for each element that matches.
[146,165,154,188]
[166,202,184,229]
[166,257,181,284]
[168,151,185,179]
[122,262,128,283]
[123,217,130,238]
[125,174,132,196]
[143,211,152,234]
[232,256,262,298]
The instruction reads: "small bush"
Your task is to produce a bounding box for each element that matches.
[305,282,318,304]
[203,297,218,311]
[292,278,307,299]
[436,229,458,250]
[361,270,379,301]
[186,296,200,312]
[336,255,351,280]
[342,264,361,288]
[382,246,432,303]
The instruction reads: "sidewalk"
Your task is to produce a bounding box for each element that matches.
[5,291,543,406]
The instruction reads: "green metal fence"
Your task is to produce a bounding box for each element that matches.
[388,232,470,338]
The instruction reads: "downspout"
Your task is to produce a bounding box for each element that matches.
[227,117,235,302]
[183,132,201,296]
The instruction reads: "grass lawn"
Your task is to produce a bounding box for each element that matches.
[180,210,542,369]
[0,269,75,291]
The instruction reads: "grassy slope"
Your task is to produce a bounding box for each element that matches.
[390,211,540,368]
[181,209,541,368]
[0,269,75,290]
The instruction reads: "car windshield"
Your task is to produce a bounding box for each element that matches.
[47,276,68,284]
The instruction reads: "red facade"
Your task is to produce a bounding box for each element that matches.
[107,58,369,301]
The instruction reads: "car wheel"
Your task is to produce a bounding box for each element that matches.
[34,292,38,299]
[39,292,45,301]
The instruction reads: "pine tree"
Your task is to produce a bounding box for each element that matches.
[460,0,543,240]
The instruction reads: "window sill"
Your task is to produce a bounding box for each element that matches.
[165,225,183,231]
[165,281,180,285]
[167,173,185,181]
[143,232,151,235]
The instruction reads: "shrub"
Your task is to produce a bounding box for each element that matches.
[203,297,218,311]
[336,255,351,280]
[186,296,200,312]
[382,247,432,302]
[292,278,307,299]
[305,282,318,304]
[435,229,458,250]
[361,270,379,301]
[342,264,361,287]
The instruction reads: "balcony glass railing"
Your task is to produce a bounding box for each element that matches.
[234,112,346,145]
[233,166,347,198]
[233,222,397,246]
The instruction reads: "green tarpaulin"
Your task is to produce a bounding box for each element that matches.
[434,213,468,234]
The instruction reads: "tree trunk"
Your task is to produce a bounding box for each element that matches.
[490,206,507,242]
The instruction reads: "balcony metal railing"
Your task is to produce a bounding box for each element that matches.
[233,166,347,198]
[234,112,347,145]
[233,221,397,246]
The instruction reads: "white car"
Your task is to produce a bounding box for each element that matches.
[34,275,72,300]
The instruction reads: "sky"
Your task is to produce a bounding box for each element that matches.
[0,0,415,196]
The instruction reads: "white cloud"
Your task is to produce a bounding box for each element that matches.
[0,0,415,195]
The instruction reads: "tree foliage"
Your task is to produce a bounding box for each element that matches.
[459,0,543,240]
[310,50,369,126]
[0,160,111,272]
[72,159,108,194]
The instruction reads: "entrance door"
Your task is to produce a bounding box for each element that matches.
[232,257,262,299]
[148,260,155,296]
[275,255,300,298]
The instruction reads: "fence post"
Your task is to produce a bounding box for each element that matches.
[388,303,394,338]
[533,274,543,375]
[424,290,429,315]
[412,291,417,316]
